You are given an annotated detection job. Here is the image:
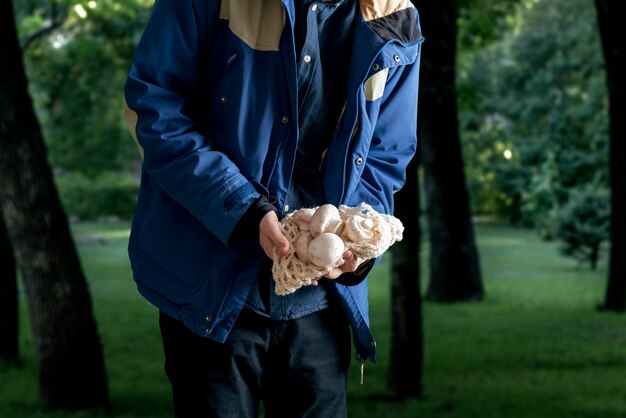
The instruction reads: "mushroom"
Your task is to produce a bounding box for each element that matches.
[310,204,343,237]
[292,208,315,231]
[295,232,314,263]
[344,215,375,242]
[308,232,345,268]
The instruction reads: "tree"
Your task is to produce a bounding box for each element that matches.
[595,0,626,312]
[554,185,610,271]
[387,156,424,398]
[0,215,18,364]
[414,0,484,302]
[0,0,109,410]
[458,0,608,231]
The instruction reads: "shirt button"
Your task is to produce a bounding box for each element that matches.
[284,204,289,213]
[372,63,380,71]
[355,156,364,165]
[205,314,212,322]
[394,55,401,63]
[311,3,318,11]
[220,96,227,103]
[303,55,312,63]
[281,116,289,124]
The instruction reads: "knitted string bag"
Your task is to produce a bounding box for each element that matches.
[271,203,404,295]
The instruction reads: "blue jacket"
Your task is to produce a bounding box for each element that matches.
[124,0,423,362]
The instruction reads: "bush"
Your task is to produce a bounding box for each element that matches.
[55,171,139,221]
[554,185,610,270]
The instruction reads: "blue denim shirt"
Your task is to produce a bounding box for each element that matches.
[246,0,358,320]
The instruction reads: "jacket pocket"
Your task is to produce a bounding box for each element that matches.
[129,178,223,293]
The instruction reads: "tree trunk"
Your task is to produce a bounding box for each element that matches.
[0,213,19,363]
[0,0,110,410]
[595,0,626,312]
[415,0,484,302]
[387,155,423,398]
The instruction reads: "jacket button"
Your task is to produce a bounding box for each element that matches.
[205,314,212,322]
[372,63,380,71]
[311,3,318,11]
[370,340,376,348]
[220,96,227,103]
[303,54,312,63]
[281,116,289,124]
[355,156,363,165]
[394,55,401,63]
[284,204,289,213]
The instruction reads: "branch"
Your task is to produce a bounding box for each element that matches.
[20,3,69,51]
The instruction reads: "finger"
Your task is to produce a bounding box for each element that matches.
[259,234,274,259]
[260,212,290,257]
[310,279,319,286]
[340,251,359,272]
[324,267,343,280]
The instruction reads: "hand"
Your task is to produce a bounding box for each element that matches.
[310,250,362,286]
[323,250,363,280]
[259,211,290,259]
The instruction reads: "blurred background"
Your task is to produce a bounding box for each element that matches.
[1,0,624,417]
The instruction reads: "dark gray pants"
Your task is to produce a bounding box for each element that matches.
[159,306,351,418]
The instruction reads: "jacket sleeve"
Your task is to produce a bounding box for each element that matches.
[346,55,422,217]
[124,0,260,245]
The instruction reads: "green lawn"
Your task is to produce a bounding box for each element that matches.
[1,221,625,418]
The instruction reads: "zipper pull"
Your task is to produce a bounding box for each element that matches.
[359,360,365,385]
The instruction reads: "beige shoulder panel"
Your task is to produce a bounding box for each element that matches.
[360,0,413,22]
[220,0,285,51]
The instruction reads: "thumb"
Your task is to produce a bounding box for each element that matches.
[270,229,290,257]
[260,211,290,257]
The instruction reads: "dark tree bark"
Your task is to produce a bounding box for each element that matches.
[0,1,109,410]
[0,213,19,363]
[595,0,626,312]
[387,155,423,398]
[414,0,484,302]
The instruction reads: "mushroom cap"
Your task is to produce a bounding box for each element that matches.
[310,204,342,237]
[292,208,315,231]
[344,215,375,242]
[308,232,345,268]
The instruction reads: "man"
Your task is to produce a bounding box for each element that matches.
[124,0,423,416]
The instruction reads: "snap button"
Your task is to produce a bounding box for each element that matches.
[281,116,289,124]
[220,96,227,103]
[304,55,312,63]
[205,314,212,322]
[372,63,380,71]
[355,156,363,165]
[311,3,318,11]
[284,204,289,213]
[394,55,401,63]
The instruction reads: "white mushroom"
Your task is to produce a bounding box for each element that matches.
[344,215,375,242]
[310,204,343,237]
[295,232,313,263]
[292,208,315,231]
[308,232,345,268]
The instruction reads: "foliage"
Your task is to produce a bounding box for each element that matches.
[55,171,139,220]
[554,185,610,270]
[13,1,152,218]
[458,0,609,236]
[19,0,150,178]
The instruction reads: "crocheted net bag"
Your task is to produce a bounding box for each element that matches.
[271,203,404,295]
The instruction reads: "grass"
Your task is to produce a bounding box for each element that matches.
[1,220,625,418]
